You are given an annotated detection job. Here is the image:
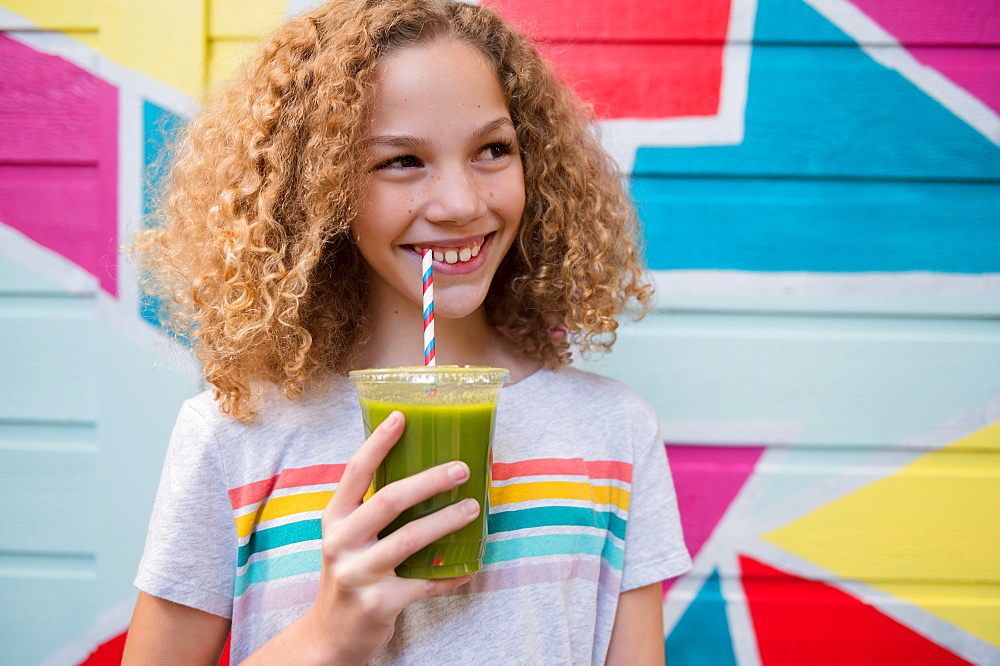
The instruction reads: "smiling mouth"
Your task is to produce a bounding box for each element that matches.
[410,233,492,265]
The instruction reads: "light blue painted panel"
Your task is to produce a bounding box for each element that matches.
[581,313,1000,447]
[633,177,1000,272]
[0,253,86,295]
[0,298,98,422]
[0,447,97,553]
[95,325,200,608]
[0,572,96,666]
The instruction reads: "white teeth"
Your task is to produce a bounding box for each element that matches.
[415,237,486,264]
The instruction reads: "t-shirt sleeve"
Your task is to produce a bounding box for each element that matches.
[620,422,692,592]
[134,401,237,618]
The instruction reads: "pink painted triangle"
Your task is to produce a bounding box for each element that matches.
[848,0,1000,115]
[663,444,764,597]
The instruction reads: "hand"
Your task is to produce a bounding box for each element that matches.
[298,411,480,664]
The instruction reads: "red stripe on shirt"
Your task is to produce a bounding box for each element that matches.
[229,464,348,510]
[492,458,631,483]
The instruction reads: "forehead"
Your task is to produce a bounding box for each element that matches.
[369,39,510,134]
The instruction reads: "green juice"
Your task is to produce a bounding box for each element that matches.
[360,398,497,578]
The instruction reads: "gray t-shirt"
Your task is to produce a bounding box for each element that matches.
[135,366,691,664]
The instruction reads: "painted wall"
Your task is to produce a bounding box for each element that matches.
[0,0,996,664]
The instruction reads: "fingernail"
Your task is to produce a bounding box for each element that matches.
[448,462,469,482]
[461,498,479,515]
[382,411,401,428]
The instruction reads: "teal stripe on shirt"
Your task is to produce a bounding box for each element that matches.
[488,505,626,541]
[484,533,624,570]
[238,519,321,567]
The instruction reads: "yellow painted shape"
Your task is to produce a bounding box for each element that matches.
[1,0,96,30]
[765,420,1000,647]
[207,0,287,91]
[209,0,285,38]
[235,489,333,538]
[2,0,207,98]
[2,0,284,99]
[208,38,262,93]
[492,481,630,511]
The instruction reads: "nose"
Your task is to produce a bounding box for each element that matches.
[423,165,488,225]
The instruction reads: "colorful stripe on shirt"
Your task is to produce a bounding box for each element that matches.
[229,458,632,622]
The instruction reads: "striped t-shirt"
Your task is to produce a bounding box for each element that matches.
[136,367,691,664]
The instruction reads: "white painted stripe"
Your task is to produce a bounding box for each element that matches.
[803,0,1000,145]
[651,270,1000,298]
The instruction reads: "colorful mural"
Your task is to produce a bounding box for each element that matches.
[0,0,996,664]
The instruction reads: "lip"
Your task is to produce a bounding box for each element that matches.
[404,232,496,276]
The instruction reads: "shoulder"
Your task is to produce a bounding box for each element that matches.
[526,365,656,422]
[499,365,659,455]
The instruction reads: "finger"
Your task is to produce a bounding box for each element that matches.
[336,460,472,547]
[367,497,480,573]
[327,411,404,518]
[393,574,477,611]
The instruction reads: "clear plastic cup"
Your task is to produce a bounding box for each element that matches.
[350,366,509,578]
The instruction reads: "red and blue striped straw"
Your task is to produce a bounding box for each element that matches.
[422,248,435,366]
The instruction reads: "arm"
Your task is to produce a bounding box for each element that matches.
[122,592,231,665]
[606,582,666,666]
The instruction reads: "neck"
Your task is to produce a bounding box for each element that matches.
[354,290,539,382]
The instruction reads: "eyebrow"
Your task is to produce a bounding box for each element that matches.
[366,117,515,149]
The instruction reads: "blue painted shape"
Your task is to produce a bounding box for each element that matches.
[141,101,186,331]
[633,0,1000,273]
[143,100,184,218]
[634,177,1000,272]
[665,569,737,666]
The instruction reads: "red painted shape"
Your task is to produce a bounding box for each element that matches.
[0,35,118,294]
[740,556,974,666]
[484,0,730,119]
[78,630,231,665]
[79,630,127,665]
[661,444,764,598]
[849,0,1000,115]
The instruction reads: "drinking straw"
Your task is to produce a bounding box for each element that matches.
[422,248,436,366]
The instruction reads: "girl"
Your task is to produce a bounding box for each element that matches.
[124,0,691,663]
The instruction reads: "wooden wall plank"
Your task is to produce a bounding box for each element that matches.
[631,45,1000,181]
[488,0,999,47]
[0,302,98,422]
[208,0,284,39]
[634,177,1000,273]
[0,449,97,553]
[0,574,96,666]
[0,0,97,31]
[581,313,1000,448]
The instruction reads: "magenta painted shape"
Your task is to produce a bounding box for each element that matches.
[849,0,1000,115]
[662,444,764,597]
[0,35,119,294]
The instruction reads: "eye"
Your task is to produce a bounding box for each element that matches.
[476,141,514,161]
[374,154,423,170]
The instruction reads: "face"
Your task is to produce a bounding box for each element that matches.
[353,38,526,322]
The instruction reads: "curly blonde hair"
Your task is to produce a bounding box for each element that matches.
[136,0,652,420]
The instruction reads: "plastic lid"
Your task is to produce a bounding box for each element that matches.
[349,365,511,386]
